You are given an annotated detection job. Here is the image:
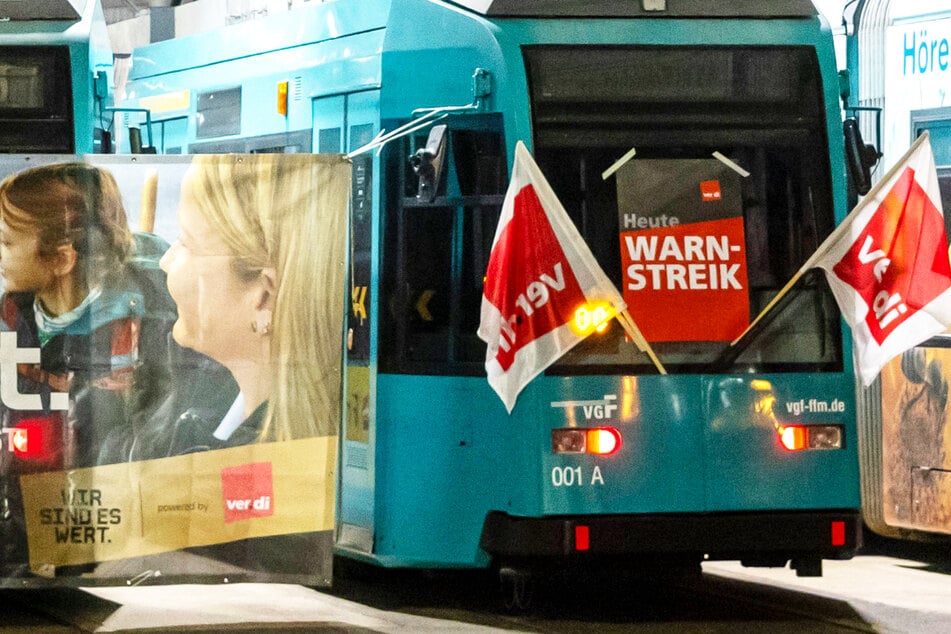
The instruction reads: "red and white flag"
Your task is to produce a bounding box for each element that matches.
[478,141,627,412]
[813,132,951,385]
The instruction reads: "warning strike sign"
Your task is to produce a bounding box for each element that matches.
[616,159,749,342]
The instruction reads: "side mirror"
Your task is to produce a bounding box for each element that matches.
[409,124,447,201]
[843,118,880,196]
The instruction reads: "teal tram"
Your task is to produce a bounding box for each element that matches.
[116,0,864,591]
[0,0,112,155]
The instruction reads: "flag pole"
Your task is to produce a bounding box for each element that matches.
[730,131,932,347]
[730,269,808,345]
[616,309,667,375]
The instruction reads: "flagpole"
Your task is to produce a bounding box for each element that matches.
[616,309,667,375]
[730,131,932,347]
[729,270,808,345]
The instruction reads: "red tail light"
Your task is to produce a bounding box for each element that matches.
[777,424,844,452]
[9,417,60,461]
[575,525,590,551]
[831,520,846,546]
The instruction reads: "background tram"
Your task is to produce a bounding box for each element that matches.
[0,0,112,155]
[116,0,862,582]
[847,0,951,541]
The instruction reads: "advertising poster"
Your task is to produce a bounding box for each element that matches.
[616,159,749,342]
[0,154,348,585]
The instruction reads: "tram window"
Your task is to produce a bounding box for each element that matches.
[250,145,300,153]
[395,209,454,361]
[460,204,502,360]
[381,203,502,372]
[912,114,951,237]
[918,120,951,167]
[195,87,241,139]
[525,45,841,374]
[157,116,187,154]
[938,168,951,241]
[0,47,69,112]
[189,130,311,154]
[932,127,951,167]
[380,116,506,375]
[318,127,342,153]
[0,67,42,108]
[454,130,506,196]
[0,46,73,153]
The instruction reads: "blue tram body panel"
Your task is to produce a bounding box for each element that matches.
[374,373,859,566]
[120,0,862,574]
[702,373,858,511]
[380,0,505,118]
[540,375,707,516]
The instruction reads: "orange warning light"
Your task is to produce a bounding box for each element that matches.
[277,80,289,116]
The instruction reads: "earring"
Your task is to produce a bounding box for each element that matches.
[252,309,272,335]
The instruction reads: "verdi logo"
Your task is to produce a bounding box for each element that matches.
[221,462,274,523]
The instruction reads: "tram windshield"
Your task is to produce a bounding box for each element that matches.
[526,45,842,374]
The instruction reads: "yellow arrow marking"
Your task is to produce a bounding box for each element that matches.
[351,286,367,323]
[415,289,435,321]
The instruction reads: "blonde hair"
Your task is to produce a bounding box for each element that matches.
[183,154,349,441]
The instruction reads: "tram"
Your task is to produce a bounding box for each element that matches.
[0,0,112,155]
[116,0,863,586]
[847,0,951,540]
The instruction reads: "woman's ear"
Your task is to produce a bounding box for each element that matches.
[254,267,278,311]
[250,268,277,336]
[52,244,78,278]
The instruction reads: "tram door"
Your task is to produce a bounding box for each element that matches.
[314,91,380,554]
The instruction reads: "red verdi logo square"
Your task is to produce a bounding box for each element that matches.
[700,180,722,202]
[221,462,275,523]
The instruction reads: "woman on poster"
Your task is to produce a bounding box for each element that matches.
[106,153,348,580]
[150,153,347,454]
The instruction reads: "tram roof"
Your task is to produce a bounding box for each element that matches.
[445,0,818,18]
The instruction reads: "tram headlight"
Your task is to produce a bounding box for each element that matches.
[552,428,586,453]
[806,425,844,450]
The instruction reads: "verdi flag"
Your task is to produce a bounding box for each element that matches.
[478,141,627,413]
[813,132,951,385]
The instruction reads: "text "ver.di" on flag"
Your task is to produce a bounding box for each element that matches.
[477,141,663,413]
